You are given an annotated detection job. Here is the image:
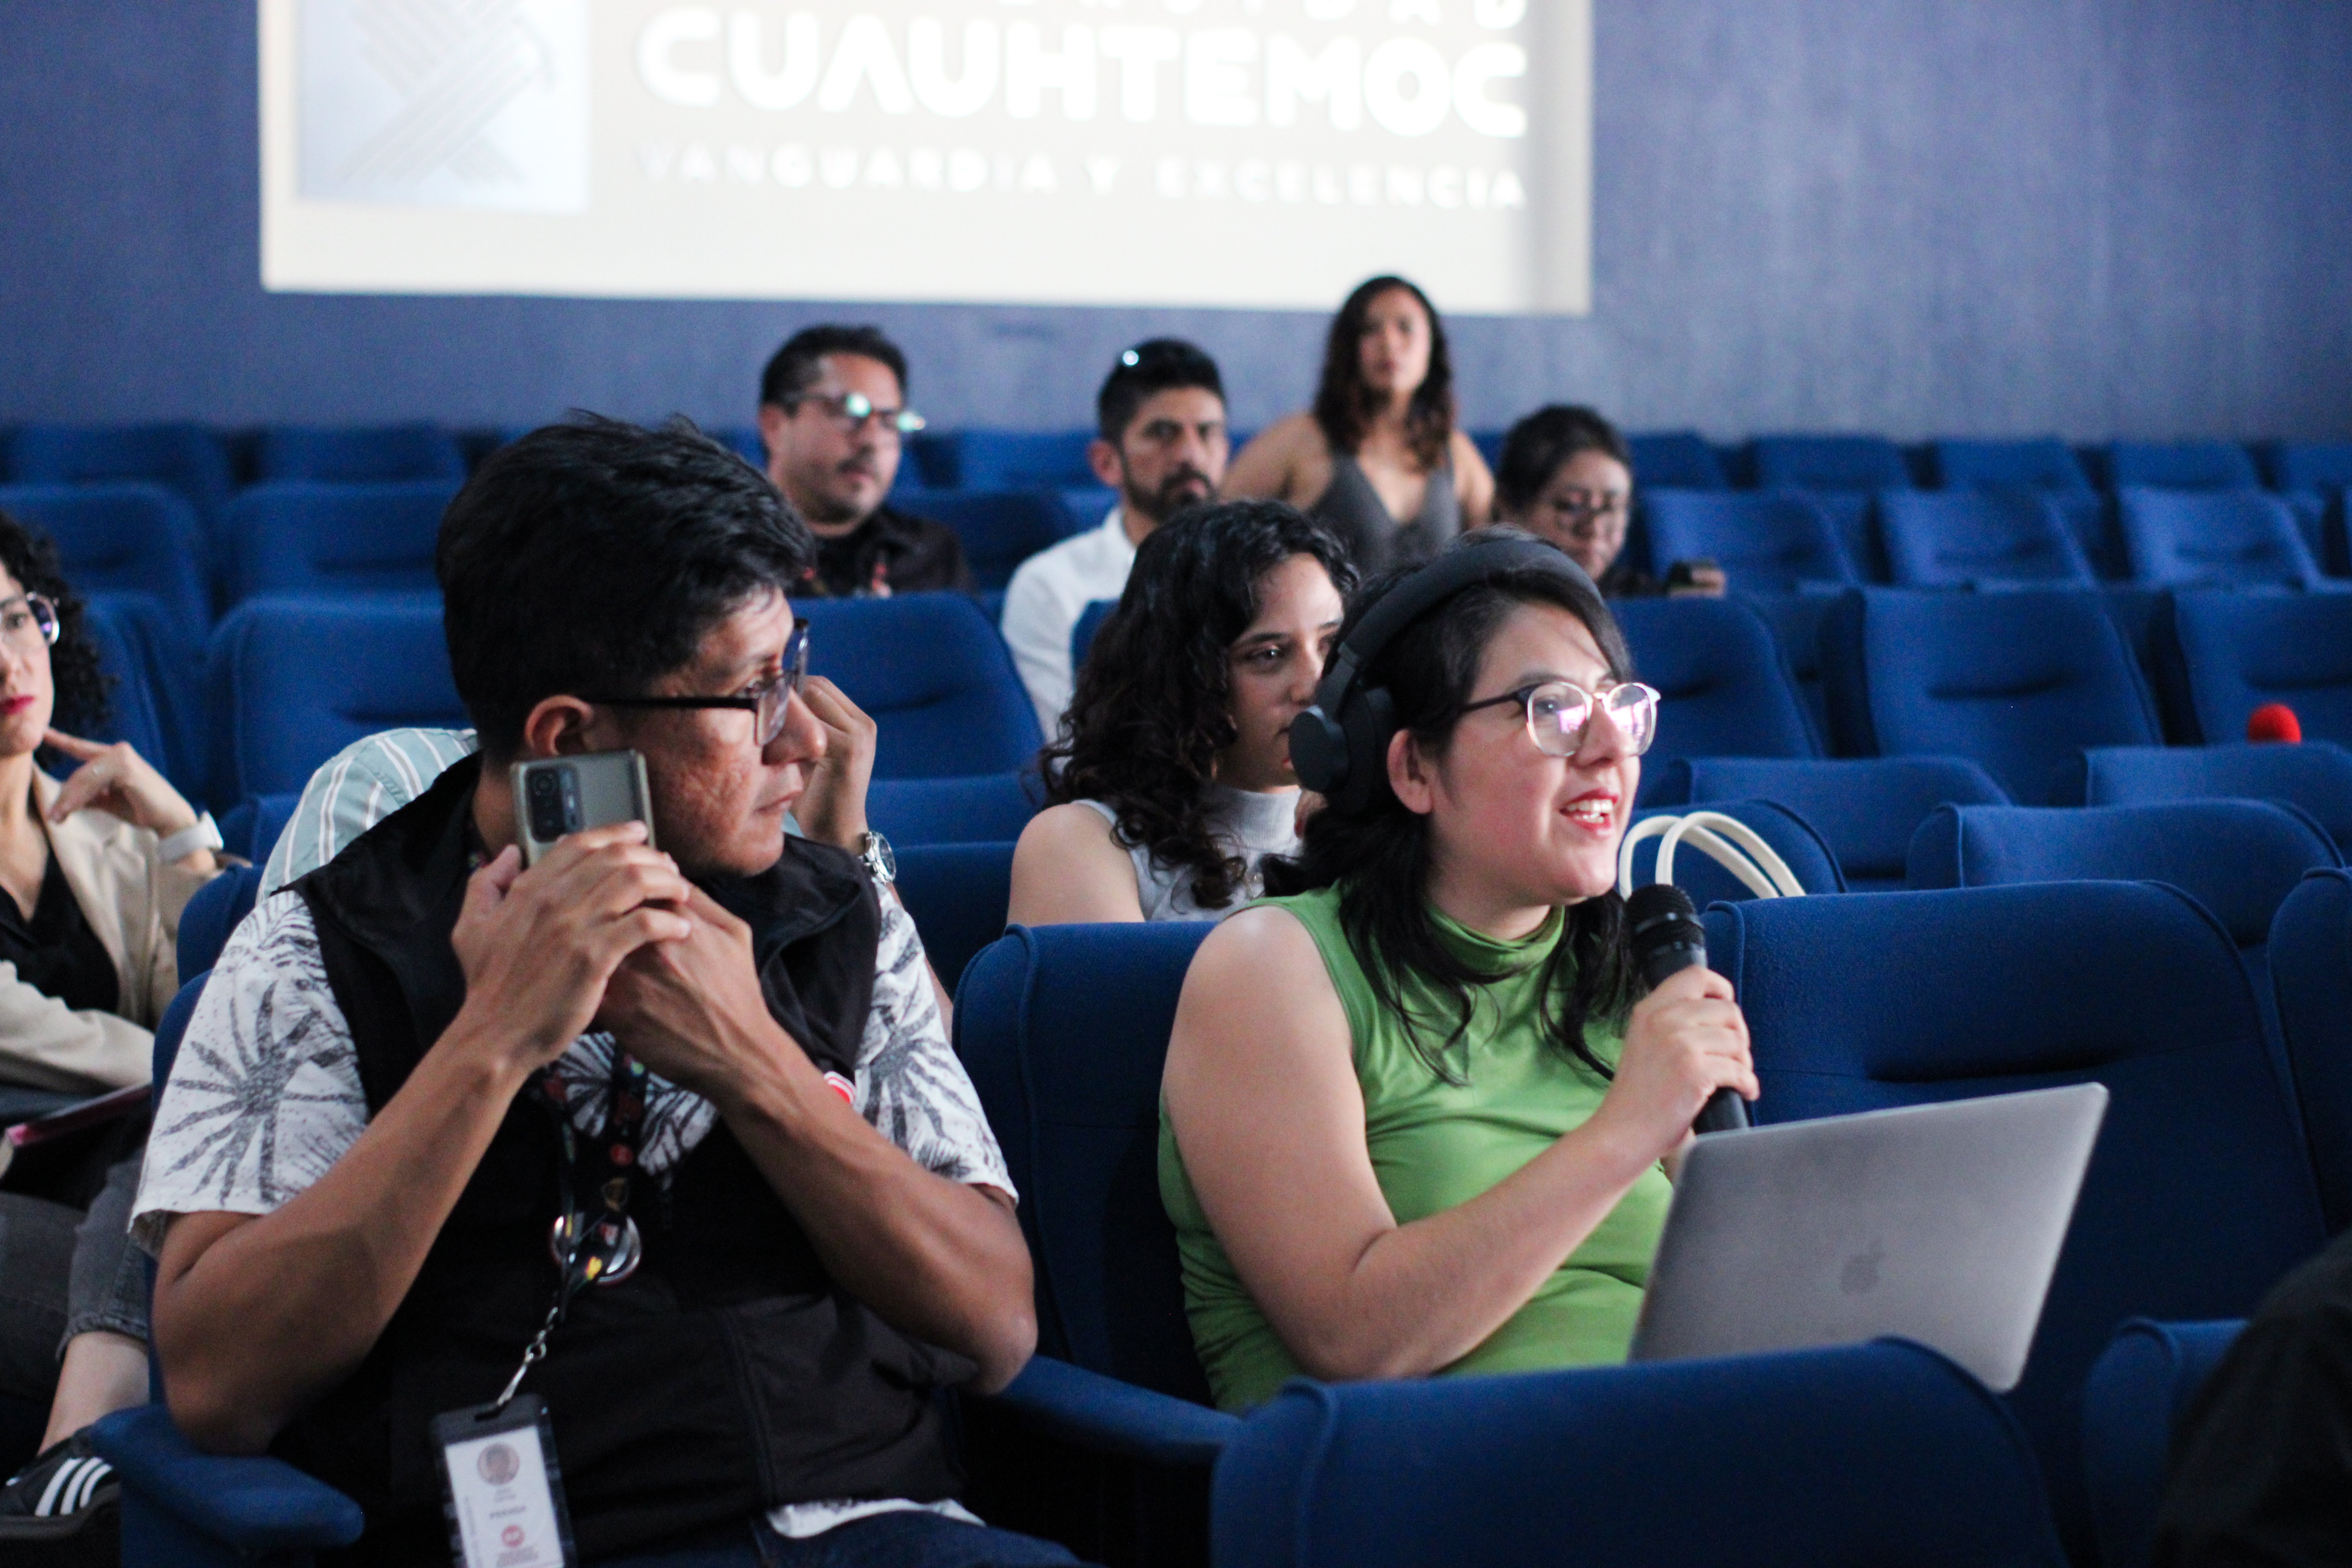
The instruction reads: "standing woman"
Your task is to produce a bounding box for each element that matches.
[1226,276,1494,573]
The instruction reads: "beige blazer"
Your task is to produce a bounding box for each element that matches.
[0,772,217,1094]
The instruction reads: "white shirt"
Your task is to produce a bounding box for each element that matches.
[999,506,1138,740]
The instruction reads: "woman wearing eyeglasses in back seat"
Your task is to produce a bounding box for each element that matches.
[1159,531,1756,1410]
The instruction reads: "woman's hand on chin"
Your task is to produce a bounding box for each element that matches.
[42,730,201,839]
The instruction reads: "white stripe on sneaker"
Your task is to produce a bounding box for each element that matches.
[65,1457,111,1514]
[34,1457,86,1517]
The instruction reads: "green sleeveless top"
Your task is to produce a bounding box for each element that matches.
[1158,885,1673,1411]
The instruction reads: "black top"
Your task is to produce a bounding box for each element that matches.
[0,848,119,1018]
[803,505,972,599]
[2154,1226,2352,1564]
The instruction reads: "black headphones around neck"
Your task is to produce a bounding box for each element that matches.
[1289,534,1601,816]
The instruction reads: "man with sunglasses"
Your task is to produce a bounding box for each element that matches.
[134,420,1078,1568]
[759,324,972,599]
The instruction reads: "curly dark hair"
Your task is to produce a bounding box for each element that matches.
[1262,531,1636,1085]
[1044,500,1356,913]
[0,511,111,737]
[1312,276,1457,474]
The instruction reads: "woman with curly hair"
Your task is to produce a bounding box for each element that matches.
[1225,276,1494,573]
[1008,501,1354,925]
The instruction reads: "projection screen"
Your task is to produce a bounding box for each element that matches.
[260,0,1590,314]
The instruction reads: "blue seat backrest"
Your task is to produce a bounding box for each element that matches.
[2105,441,2261,492]
[912,491,1068,591]
[1648,756,2009,888]
[2260,442,2352,492]
[1931,439,2094,494]
[1467,430,1504,471]
[76,595,176,790]
[954,922,1216,1401]
[1880,491,2094,588]
[152,969,211,1108]
[925,430,1100,490]
[256,425,466,484]
[1614,597,1819,782]
[2083,1318,2246,1568]
[1734,591,1837,743]
[1820,588,2160,800]
[801,593,1043,778]
[1626,800,1846,899]
[178,866,261,980]
[83,592,207,796]
[1640,492,1856,593]
[216,791,302,866]
[1701,881,2326,1555]
[0,483,212,655]
[1626,431,1727,490]
[866,773,1040,847]
[2056,742,2352,851]
[894,843,1013,992]
[5,425,236,524]
[2157,590,2352,747]
[1069,597,1116,673]
[223,481,459,604]
[1749,435,1911,492]
[207,597,465,802]
[2270,867,2352,1232]
[1212,1341,2068,1568]
[2115,488,2321,589]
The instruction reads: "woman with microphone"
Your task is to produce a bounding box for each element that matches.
[1158,530,1755,1410]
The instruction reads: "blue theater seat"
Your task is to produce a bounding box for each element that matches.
[1069,597,1116,673]
[2116,488,2322,588]
[920,430,1100,490]
[1645,755,2009,888]
[2105,441,2261,492]
[2156,590,2352,747]
[713,427,768,470]
[2053,742,2352,850]
[2260,441,2352,494]
[221,480,458,604]
[866,772,1040,846]
[1931,439,2095,494]
[216,791,301,867]
[893,842,1012,991]
[1613,597,1820,782]
[1640,492,1856,593]
[801,593,1042,778]
[1467,429,1504,470]
[77,594,181,788]
[1627,431,1728,490]
[1880,490,2095,588]
[177,863,261,979]
[1735,591,1838,742]
[1213,1342,2068,1568]
[1626,799,1846,899]
[1820,588,2160,799]
[1749,434,1911,493]
[2270,867,2352,1232]
[914,490,1069,591]
[2082,1319,2246,1568]
[1704,882,2325,1554]
[0,483,212,655]
[206,597,465,802]
[255,424,466,484]
[4,424,237,528]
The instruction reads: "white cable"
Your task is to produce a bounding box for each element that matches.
[1616,809,1809,901]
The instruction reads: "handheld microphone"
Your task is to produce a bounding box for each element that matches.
[1624,884,1749,1134]
[2248,703,2302,744]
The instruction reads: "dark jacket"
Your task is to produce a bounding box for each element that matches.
[804,506,972,598]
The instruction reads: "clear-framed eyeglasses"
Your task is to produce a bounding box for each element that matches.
[790,390,927,438]
[0,595,60,655]
[582,619,810,749]
[1457,679,1660,758]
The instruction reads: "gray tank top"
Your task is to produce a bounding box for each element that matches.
[1309,452,1462,574]
[1078,788,1302,922]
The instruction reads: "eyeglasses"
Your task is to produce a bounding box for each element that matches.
[583,620,810,748]
[0,595,59,655]
[1544,489,1631,524]
[787,390,926,437]
[1458,679,1659,758]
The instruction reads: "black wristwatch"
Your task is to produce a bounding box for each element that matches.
[857,830,897,887]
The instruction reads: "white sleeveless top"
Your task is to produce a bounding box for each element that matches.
[1077,787,1303,922]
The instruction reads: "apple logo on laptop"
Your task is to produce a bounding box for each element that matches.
[1840,1240,1885,1296]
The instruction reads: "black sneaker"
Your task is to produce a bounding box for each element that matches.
[0,1430,120,1563]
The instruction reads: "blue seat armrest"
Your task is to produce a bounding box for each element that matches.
[976,1355,1240,1468]
[88,1405,365,1553]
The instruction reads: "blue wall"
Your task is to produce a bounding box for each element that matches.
[4,1,2348,441]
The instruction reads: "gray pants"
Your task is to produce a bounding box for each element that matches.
[0,1156,147,1404]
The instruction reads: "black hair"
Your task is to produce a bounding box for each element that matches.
[1312,276,1457,472]
[1496,405,1634,517]
[0,511,109,737]
[1262,528,1637,1084]
[1045,500,1355,912]
[759,324,910,407]
[1097,339,1226,444]
[437,416,814,759]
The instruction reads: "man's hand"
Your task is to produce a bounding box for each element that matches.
[597,887,795,1106]
[792,676,878,851]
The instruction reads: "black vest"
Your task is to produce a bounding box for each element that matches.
[279,758,969,1564]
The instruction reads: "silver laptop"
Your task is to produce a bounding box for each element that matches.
[1629,1083,2107,1391]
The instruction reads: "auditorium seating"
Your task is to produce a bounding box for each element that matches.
[2115,488,2323,588]
[2082,1319,2245,1568]
[2154,590,2352,746]
[1930,439,2095,494]
[0,483,212,653]
[2105,440,2263,492]
[85,590,207,792]
[1626,431,1728,490]
[2052,741,2352,849]
[1878,491,2096,588]
[866,772,1040,847]
[2261,441,2352,494]
[178,863,261,979]
[1820,588,2161,799]
[2269,868,2352,1232]
[255,423,466,484]
[917,430,1099,491]
[4,423,236,527]
[78,594,178,784]
[1703,881,2327,1553]
[1644,756,2009,889]
[1069,597,1116,673]
[913,490,1073,592]
[1639,492,1856,593]
[1212,1343,2069,1568]
[1613,597,1820,781]
[1626,800,1846,899]
[894,842,1014,990]
[221,480,457,603]
[802,594,1042,777]
[1736,591,1837,740]
[1748,434,1911,493]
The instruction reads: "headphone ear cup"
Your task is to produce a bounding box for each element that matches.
[1334,685,1397,816]
[1289,706,1348,795]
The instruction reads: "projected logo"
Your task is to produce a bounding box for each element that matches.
[298,0,590,211]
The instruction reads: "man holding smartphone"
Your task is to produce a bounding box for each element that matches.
[131,419,1075,1567]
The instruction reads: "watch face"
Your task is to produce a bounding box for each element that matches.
[865,833,897,881]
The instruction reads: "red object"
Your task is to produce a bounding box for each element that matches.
[2248,703,2303,744]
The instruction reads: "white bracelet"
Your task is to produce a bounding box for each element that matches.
[157,812,223,864]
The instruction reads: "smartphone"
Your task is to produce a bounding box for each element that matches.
[511,750,657,867]
[1664,556,1721,590]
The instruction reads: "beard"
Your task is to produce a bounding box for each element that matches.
[1123,466,1216,526]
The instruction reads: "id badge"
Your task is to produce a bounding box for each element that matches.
[430,1396,580,1568]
